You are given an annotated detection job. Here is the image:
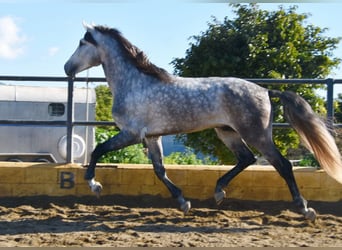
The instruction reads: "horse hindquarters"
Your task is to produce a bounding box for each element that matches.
[223,93,316,220]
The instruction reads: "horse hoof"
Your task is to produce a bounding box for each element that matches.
[180,201,191,214]
[214,190,226,205]
[304,207,316,221]
[91,182,103,198]
[95,189,102,198]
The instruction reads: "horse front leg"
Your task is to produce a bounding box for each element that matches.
[85,130,140,197]
[144,136,191,214]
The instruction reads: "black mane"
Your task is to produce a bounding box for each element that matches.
[94,25,172,82]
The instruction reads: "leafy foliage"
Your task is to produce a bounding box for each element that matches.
[95,85,117,132]
[299,154,319,167]
[164,148,216,165]
[95,128,150,164]
[335,93,342,123]
[171,4,341,163]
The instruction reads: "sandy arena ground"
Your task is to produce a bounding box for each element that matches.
[0,195,341,247]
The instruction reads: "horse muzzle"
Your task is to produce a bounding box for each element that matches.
[64,61,76,77]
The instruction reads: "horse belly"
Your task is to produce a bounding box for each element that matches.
[145,99,227,136]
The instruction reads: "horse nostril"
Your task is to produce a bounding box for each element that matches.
[64,62,75,77]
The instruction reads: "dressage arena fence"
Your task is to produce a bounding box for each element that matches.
[0,76,341,164]
[0,76,342,201]
[0,162,341,201]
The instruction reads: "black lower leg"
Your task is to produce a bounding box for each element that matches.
[215,151,256,193]
[144,136,184,200]
[85,131,140,180]
[271,156,308,212]
[154,164,182,199]
[84,144,105,180]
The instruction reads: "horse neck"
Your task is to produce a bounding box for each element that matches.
[99,38,141,94]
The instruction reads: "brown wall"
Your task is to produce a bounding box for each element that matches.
[0,162,341,201]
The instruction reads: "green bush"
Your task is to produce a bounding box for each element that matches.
[298,154,319,168]
[164,148,216,165]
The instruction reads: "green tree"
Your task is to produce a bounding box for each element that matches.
[172,4,341,164]
[95,85,115,127]
[335,93,342,123]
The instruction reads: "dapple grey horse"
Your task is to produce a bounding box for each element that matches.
[64,23,342,221]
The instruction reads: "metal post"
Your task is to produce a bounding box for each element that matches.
[326,78,334,130]
[66,77,75,163]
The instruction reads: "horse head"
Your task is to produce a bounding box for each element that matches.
[65,23,171,82]
[64,22,101,77]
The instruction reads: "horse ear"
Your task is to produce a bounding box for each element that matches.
[82,21,95,31]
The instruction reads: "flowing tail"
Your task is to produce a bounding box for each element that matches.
[269,90,342,184]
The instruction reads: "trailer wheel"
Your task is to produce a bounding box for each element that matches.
[35,158,51,163]
[58,134,86,160]
[7,158,22,162]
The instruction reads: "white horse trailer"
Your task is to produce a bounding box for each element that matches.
[0,85,96,163]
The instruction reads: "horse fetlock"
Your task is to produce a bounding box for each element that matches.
[88,179,103,198]
[84,171,95,181]
[214,190,226,205]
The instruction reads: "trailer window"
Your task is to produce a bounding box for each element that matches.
[48,103,65,116]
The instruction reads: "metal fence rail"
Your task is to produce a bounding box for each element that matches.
[0,75,341,163]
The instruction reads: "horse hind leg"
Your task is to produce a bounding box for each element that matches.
[214,127,256,205]
[144,136,191,214]
[250,137,316,221]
